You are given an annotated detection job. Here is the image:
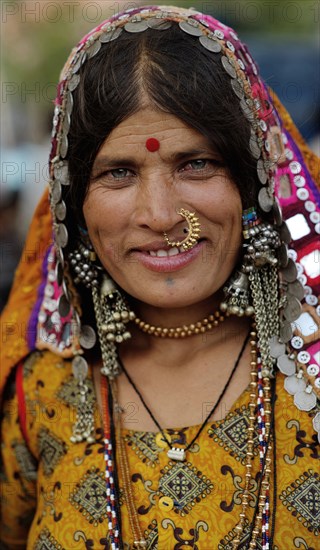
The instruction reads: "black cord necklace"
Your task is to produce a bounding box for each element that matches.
[119,330,250,461]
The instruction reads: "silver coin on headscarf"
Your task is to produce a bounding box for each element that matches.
[279,321,293,343]
[277,354,296,376]
[279,222,291,244]
[68,73,80,92]
[100,27,123,42]
[294,390,317,411]
[283,295,302,322]
[287,280,305,301]
[269,335,286,358]
[179,20,203,36]
[80,325,97,349]
[55,201,67,221]
[258,187,273,212]
[56,223,68,248]
[199,35,222,53]
[278,243,289,268]
[284,374,306,395]
[125,20,149,32]
[221,56,237,78]
[281,258,298,283]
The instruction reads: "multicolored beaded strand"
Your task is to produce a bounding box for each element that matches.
[101,376,121,550]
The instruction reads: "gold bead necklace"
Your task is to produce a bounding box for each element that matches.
[134,310,225,338]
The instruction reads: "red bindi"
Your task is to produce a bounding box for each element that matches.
[146,138,160,152]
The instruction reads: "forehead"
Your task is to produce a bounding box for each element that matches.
[100,107,210,149]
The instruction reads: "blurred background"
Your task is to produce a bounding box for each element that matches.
[1,0,319,309]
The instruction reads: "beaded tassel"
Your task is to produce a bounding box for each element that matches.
[232,331,273,549]
[101,377,121,550]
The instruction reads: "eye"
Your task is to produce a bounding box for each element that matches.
[110,168,133,179]
[188,159,209,170]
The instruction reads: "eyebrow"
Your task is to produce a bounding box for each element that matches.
[92,148,217,171]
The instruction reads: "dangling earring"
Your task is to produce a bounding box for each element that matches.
[92,274,135,379]
[220,270,254,316]
[68,241,135,379]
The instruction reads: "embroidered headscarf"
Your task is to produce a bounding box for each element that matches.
[1,5,319,440]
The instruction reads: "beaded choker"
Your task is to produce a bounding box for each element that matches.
[134,310,225,338]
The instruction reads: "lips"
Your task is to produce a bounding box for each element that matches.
[130,240,205,273]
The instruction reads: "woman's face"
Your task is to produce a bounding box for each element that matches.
[83,107,243,309]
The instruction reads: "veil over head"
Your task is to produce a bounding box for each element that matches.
[1,4,319,432]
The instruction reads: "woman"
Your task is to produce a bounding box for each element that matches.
[1,5,319,549]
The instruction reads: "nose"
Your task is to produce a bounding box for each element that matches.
[134,175,183,235]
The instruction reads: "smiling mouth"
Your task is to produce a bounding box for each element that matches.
[147,240,204,257]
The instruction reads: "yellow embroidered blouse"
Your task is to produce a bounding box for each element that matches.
[1,351,319,549]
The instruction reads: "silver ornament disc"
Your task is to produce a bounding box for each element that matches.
[87,41,101,58]
[269,335,286,358]
[287,280,305,301]
[51,181,62,205]
[68,73,80,92]
[294,390,317,411]
[80,325,97,349]
[100,27,123,42]
[249,134,261,159]
[58,294,71,317]
[66,91,74,117]
[278,243,289,268]
[279,222,292,244]
[221,56,237,78]
[231,78,244,100]
[54,162,68,183]
[147,18,172,30]
[284,374,306,395]
[279,321,293,343]
[257,159,268,184]
[273,197,283,225]
[60,134,68,159]
[258,187,273,212]
[283,295,302,322]
[281,258,298,283]
[199,35,222,53]
[72,51,87,74]
[312,412,320,432]
[125,20,149,33]
[72,355,89,381]
[56,223,68,248]
[179,20,203,36]
[55,261,63,286]
[277,354,296,376]
[55,201,67,221]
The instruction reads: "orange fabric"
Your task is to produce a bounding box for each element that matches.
[1,352,318,548]
[0,188,52,400]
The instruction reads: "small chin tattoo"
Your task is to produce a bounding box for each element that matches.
[166,277,175,286]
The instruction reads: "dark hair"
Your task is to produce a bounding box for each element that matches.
[68,25,258,226]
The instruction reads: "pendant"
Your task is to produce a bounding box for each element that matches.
[167,447,186,461]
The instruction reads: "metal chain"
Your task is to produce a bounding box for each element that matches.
[249,269,273,374]
[91,285,120,378]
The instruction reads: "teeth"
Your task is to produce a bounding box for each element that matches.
[149,251,157,257]
[156,249,169,257]
[168,247,180,256]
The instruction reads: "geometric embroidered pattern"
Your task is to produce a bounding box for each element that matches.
[208,405,259,464]
[125,431,162,466]
[159,461,213,516]
[12,439,37,481]
[56,375,95,409]
[279,469,320,535]
[37,427,67,477]
[33,527,62,549]
[69,467,108,526]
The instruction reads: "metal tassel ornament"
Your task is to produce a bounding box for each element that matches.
[92,274,135,379]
